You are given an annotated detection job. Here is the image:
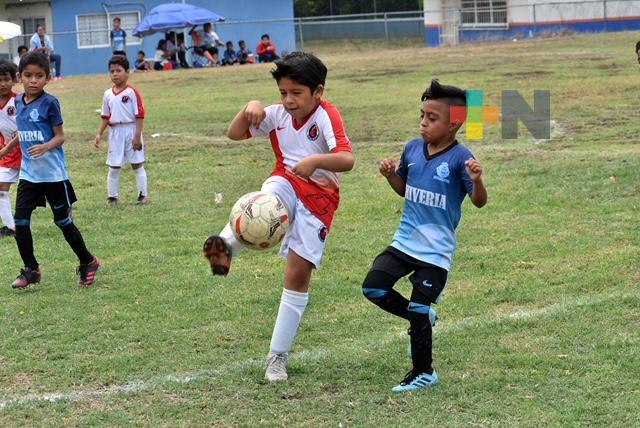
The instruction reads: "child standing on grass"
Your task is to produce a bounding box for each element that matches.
[94,55,148,206]
[0,52,101,288]
[0,61,20,238]
[362,80,487,392]
[203,52,355,381]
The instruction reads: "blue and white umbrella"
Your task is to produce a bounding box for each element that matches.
[133,3,224,37]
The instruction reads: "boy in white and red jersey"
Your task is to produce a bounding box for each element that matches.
[204,52,355,381]
[0,60,20,237]
[95,55,148,206]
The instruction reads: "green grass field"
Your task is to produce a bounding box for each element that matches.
[0,32,638,426]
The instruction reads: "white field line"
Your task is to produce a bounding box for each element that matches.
[0,292,625,410]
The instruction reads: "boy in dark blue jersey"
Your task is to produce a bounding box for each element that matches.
[0,52,100,288]
[362,80,487,392]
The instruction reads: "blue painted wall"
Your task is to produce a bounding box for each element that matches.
[50,0,295,76]
[425,18,640,46]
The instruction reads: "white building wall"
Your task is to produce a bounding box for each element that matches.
[0,0,53,60]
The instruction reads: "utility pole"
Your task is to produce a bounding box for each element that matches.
[329,0,333,15]
[373,0,377,14]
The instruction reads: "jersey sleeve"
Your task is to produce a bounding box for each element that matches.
[130,87,145,119]
[100,91,110,119]
[47,97,64,127]
[248,104,277,138]
[321,104,352,153]
[460,150,475,196]
[396,145,410,182]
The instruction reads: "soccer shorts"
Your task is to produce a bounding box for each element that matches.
[0,167,19,184]
[15,179,77,211]
[261,175,328,268]
[106,123,145,167]
[369,246,448,304]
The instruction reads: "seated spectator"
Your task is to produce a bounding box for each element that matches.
[202,22,224,65]
[636,40,640,65]
[13,45,28,66]
[153,40,171,70]
[256,34,279,63]
[177,33,190,68]
[134,50,151,72]
[237,40,255,65]
[165,31,178,68]
[189,25,218,67]
[221,41,238,66]
[29,24,63,79]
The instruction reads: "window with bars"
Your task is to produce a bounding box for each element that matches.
[461,0,507,25]
[76,12,141,48]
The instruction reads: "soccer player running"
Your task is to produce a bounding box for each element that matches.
[362,80,487,392]
[0,52,100,288]
[95,55,148,206]
[0,60,20,238]
[204,52,355,381]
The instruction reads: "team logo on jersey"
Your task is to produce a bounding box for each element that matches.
[29,109,40,122]
[434,162,450,183]
[318,225,327,242]
[121,95,130,104]
[307,123,319,141]
[6,106,16,116]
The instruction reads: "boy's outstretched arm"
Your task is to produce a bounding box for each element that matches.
[379,158,406,197]
[226,100,265,140]
[291,151,355,179]
[465,159,487,208]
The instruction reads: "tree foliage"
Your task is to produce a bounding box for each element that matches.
[294,0,423,17]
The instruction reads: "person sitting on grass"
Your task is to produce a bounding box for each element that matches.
[256,34,279,63]
[636,40,640,65]
[221,41,238,66]
[237,40,255,65]
[134,51,151,72]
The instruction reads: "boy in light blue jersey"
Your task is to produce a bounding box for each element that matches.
[0,52,100,289]
[362,80,487,392]
[110,17,127,57]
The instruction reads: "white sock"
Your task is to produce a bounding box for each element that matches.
[0,191,14,230]
[107,167,121,198]
[219,223,244,255]
[133,167,148,196]
[269,289,309,355]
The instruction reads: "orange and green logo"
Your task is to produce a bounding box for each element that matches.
[451,90,551,140]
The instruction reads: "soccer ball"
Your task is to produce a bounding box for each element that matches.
[229,192,290,250]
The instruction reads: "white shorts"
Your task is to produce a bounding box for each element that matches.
[261,176,328,268]
[106,123,145,167]
[0,167,19,184]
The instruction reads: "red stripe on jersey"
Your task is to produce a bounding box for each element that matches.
[0,94,21,169]
[128,85,145,119]
[269,129,339,229]
[321,100,352,153]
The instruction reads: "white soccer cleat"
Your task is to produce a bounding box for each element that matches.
[265,352,289,381]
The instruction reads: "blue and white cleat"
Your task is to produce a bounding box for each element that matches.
[392,370,438,392]
[407,307,439,358]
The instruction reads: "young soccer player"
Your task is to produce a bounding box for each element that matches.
[362,80,487,392]
[110,17,127,57]
[0,60,19,238]
[203,52,355,381]
[94,55,148,206]
[0,52,101,288]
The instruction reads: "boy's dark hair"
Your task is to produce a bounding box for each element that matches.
[226,41,233,47]
[238,40,245,45]
[271,52,327,92]
[137,50,145,56]
[421,79,466,106]
[113,17,121,23]
[636,40,640,54]
[17,45,28,54]
[18,52,50,76]
[261,34,270,40]
[108,55,129,71]
[0,60,18,79]
[157,40,166,49]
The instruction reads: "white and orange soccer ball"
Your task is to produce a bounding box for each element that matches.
[229,192,290,250]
